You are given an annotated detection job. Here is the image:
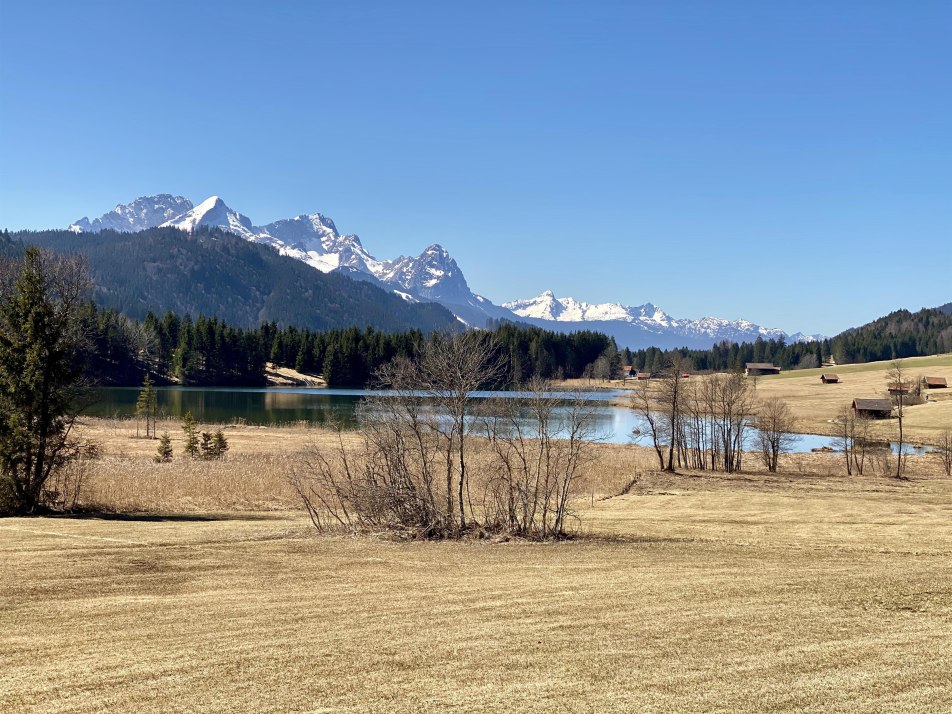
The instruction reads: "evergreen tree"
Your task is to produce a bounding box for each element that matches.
[0,248,90,514]
[181,411,199,458]
[154,432,173,463]
[135,374,158,438]
[199,431,214,459]
[212,430,229,461]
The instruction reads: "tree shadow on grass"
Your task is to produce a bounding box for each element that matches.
[31,510,287,523]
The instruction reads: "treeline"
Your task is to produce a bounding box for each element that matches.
[628,308,952,373]
[80,303,618,387]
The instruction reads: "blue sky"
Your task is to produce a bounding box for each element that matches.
[1,1,950,336]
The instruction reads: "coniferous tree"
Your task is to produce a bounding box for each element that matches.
[181,411,199,458]
[154,432,173,463]
[0,248,90,514]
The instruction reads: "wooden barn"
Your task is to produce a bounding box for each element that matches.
[887,382,912,396]
[636,372,652,381]
[820,373,840,384]
[852,398,893,419]
[923,376,948,389]
[745,362,781,376]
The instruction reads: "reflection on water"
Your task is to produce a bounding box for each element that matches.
[86,386,924,454]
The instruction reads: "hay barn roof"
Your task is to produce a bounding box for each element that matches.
[852,398,893,411]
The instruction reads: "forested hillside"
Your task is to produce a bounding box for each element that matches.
[3,228,458,333]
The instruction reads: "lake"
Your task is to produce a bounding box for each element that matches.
[86,386,923,454]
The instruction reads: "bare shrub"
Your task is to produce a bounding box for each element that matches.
[41,440,101,511]
[480,380,599,538]
[756,398,798,472]
[289,337,599,539]
[833,407,872,476]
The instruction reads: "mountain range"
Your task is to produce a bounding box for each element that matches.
[67,194,822,348]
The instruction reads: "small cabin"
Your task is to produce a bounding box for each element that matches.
[636,371,652,381]
[745,362,781,376]
[887,382,912,396]
[923,376,948,389]
[820,373,840,384]
[852,398,893,419]
[622,365,634,379]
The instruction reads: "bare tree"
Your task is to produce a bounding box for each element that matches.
[710,372,754,473]
[481,379,598,537]
[885,360,910,479]
[411,331,507,531]
[755,398,798,472]
[833,406,872,476]
[936,429,952,478]
[629,380,666,470]
[657,353,691,472]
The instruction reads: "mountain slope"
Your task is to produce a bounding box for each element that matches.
[15,227,460,333]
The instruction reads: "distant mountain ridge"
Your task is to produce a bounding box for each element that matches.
[504,291,823,348]
[68,194,821,348]
[14,227,460,334]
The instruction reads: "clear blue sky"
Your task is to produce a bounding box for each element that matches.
[2,1,950,336]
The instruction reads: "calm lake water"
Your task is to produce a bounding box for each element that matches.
[86,386,923,454]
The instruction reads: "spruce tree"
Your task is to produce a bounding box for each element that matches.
[181,411,199,458]
[135,374,157,438]
[0,248,90,514]
[154,432,173,463]
[212,430,229,461]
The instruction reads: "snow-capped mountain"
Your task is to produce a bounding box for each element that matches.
[68,194,820,346]
[69,194,508,326]
[504,291,669,325]
[69,194,193,233]
[504,291,821,349]
[256,214,382,275]
[160,196,258,239]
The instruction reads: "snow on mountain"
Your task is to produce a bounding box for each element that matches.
[255,214,384,275]
[504,291,818,347]
[160,196,259,240]
[504,291,669,325]
[69,194,193,233]
[376,245,470,302]
[68,195,821,345]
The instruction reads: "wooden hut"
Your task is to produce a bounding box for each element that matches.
[923,376,948,389]
[887,382,912,396]
[820,373,840,384]
[745,362,781,376]
[852,398,893,419]
[636,372,652,381]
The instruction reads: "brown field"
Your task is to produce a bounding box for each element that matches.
[756,354,952,441]
[3,417,952,712]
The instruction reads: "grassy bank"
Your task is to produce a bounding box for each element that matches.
[4,418,952,712]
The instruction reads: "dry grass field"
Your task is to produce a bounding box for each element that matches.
[756,354,952,441]
[3,417,952,712]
